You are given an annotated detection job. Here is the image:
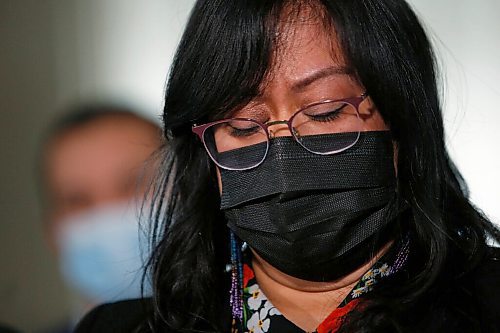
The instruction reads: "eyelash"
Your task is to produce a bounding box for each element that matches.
[306,104,347,122]
[229,125,261,137]
[309,110,341,122]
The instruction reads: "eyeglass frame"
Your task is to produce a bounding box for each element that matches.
[192,92,368,170]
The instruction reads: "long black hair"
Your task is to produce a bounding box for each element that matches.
[143,0,499,332]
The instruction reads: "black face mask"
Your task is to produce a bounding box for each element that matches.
[220,131,401,282]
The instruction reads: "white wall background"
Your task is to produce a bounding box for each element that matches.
[51,0,195,119]
[407,0,500,224]
[0,1,498,331]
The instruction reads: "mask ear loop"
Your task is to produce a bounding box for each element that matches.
[229,231,244,324]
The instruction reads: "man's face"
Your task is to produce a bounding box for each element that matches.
[44,115,159,252]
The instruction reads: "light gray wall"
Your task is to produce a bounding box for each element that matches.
[0,1,498,331]
[0,1,67,331]
[51,0,195,118]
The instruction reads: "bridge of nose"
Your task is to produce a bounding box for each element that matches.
[266,120,293,138]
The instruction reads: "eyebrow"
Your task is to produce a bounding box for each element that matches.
[291,66,354,92]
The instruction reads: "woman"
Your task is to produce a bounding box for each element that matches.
[77,0,500,332]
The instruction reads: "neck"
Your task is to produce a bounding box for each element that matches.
[251,241,393,331]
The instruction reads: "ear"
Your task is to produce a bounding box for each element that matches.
[359,97,389,131]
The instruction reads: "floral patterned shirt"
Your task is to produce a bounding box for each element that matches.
[232,238,409,333]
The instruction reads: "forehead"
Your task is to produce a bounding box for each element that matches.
[44,116,158,193]
[265,4,347,85]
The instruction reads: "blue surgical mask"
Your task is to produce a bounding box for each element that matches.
[56,202,152,303]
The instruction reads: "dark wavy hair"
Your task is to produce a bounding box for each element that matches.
[142,0,499,332]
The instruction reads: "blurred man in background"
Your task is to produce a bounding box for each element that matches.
[39,105,161,332]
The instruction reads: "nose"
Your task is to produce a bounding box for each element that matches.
[266,120,292,138]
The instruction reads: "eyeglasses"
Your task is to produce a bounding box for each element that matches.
[192,93,368,170]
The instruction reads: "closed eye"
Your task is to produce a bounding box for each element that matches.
[227,123,262,137]
[304,103,348,123]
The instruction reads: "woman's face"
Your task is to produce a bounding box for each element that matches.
[216,15,389,190]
